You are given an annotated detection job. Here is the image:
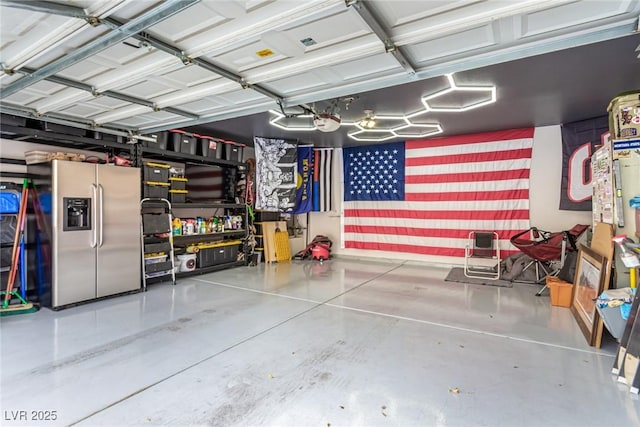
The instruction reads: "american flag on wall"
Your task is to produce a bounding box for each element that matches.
[342,128,534,257]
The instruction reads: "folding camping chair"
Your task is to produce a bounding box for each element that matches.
[464,231,501,280]
[509,224,588,296]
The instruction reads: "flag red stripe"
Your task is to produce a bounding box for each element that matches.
[406,148,532,166]
[344,208,530,221]
[314,150,320,183]
[406,169,530,184]
[344,225,524,240]
[344,241,521,257]
[406,189,529,202]
[408,128,534,148]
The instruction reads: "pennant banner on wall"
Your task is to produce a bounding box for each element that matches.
[313,148,334,212]
[560,116,609,211]
[254,137,298,212]
[342,129,534,257]
[292,145,314,214]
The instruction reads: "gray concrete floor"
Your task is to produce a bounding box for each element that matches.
[1,258,639,426]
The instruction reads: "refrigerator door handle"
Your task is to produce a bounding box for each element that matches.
[91,184,97,248]
[98,183,104,247]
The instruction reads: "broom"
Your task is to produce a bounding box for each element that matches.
[1,179,37,316]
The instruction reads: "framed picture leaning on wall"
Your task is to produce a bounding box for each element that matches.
[571,244,608,347]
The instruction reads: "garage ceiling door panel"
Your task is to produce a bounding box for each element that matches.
[119,79,180,100]
[261,73,336,95]
[216,88,272,105]
[58,103,107,118]
[25,81,68,97]
[146,2,227,44]
[329,54,403,82]
[92,40,158,67]
[173,97,225,115]
[368,0,479,27]
[152,79,239,110]
[519,0,637,38]
[407,24,497,65]
[0,12,89,68]
[390,1,562,47]
[30,87,93,113]
[93,104,153,125]
[160,65,222,88]
[86,53,182,93]
[285,9,371,50]
[15,24,110,70]
[210,40,286,75]
[182,1,342,59]
[57,59,114,82]
[83,96,131,110]
[117,110,183,127]
[2,91,45,107]
[242,34,383,85]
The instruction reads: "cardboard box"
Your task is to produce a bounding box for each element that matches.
[608,91,640,140]
[546,276,574,308]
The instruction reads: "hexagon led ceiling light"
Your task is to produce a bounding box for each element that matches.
[421,73,496,112]
[267,73,496,142]
[348,114,443,142]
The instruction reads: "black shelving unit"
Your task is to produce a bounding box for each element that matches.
[1,123,135,157]
[137,145,246,169]
[175,260,246,278]
[171,203,249,274]
[141,198,176,289]
[173,230,246,245]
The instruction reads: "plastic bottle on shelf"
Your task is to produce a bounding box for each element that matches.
[172,217,182,235]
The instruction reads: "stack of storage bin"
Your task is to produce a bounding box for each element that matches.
[142,130,245,163]
[142,162,171,199]
[169,167,188,204]
[196,134,223,159]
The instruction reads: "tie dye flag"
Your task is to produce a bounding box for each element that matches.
[254,137,298,211]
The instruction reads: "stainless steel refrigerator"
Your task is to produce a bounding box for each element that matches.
[29,160,141,309]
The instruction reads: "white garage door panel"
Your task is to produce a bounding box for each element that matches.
[1,0,638,134]
[519,0,635,38]
[407,24,497,65]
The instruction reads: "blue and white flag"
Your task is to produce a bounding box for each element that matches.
[292,145,313,214]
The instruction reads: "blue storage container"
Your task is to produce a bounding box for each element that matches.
[0,191,20,214]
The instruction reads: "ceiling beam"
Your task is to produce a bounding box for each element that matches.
[1,0,90,20]
[1,0,200,98]
[346,0,416,76]
[18,68,200,121]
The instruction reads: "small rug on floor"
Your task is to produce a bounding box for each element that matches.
[445,267,513,288]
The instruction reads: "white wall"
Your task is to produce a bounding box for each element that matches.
[307,125,592,266]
